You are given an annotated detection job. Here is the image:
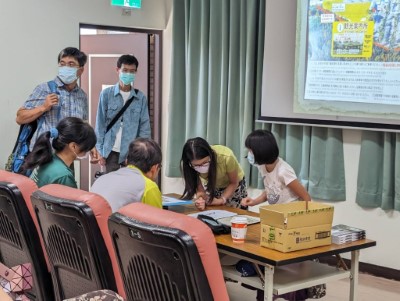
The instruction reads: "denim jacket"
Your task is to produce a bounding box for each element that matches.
[95,83,151,163]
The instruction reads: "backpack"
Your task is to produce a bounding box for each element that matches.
[5,81,58,175]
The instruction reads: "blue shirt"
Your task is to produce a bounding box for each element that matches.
[95,83,151,163]
[23,77,88,150]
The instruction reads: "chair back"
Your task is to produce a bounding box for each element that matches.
[31,184,124,300]
[0,170,53,300]
[109,203,229,301]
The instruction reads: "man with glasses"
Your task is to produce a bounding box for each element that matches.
[95,54,151,173]
[15,47,99,160]
[91,138,162,212]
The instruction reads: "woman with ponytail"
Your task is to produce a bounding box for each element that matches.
[22,117,96,188]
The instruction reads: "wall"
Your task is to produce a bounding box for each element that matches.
[0,0,170,164]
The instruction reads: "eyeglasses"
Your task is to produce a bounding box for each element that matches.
[59,61,80,68]
[190,160,210,168]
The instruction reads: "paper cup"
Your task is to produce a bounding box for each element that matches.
[231,216,248,243]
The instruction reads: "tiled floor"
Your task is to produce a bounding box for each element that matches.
[227,272,400,301]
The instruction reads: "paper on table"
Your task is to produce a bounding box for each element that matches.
[188,210,237,220]
[162,195,193,206]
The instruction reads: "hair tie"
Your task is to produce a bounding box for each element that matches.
[50,128,59,139]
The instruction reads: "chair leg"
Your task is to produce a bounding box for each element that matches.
[336,254,349,270]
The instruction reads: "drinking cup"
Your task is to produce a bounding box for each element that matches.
[230,216,248,243]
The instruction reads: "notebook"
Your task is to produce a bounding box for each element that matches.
[162,195,193,206]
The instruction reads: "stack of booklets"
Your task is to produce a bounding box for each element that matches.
[331,224,366,244]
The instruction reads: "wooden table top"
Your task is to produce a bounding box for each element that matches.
[169,203,376,267]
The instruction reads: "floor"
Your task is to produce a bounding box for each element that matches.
[227,272,400,301]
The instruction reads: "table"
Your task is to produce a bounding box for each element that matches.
[171,204,376,301]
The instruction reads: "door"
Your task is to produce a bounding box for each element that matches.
[79,25,162,190]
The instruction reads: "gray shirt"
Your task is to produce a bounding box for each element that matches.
[90,167,145,212]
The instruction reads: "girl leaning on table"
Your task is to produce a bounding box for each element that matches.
[239,129,316,301]
[180,137,248,210]
[240,129,310,207]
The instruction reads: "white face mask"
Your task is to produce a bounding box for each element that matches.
[74,151,89,160]
[193,162,210,173]
[247,151,256,165]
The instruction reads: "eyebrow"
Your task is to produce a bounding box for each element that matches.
[60,59,79,64]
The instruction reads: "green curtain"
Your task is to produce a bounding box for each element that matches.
[166,0,346,202]
[357,131,400,211]
[250,122,345,201]
[166,0,265,177]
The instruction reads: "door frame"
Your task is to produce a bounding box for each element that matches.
[79,23,163,189]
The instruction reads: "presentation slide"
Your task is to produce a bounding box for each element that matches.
[296,0,400,120]
[260,1,400,131]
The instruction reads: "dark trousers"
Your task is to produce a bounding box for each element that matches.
[105,151,126,173]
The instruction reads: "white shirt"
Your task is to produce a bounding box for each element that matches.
[257,158,299,204]
[112,90,131,152]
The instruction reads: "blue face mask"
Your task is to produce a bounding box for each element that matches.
[119,72,135,86]
[247,151,256,165]
[58,66,78,84]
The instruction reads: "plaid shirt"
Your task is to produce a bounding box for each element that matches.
[23,77,88,150]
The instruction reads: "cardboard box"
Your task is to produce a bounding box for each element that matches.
[261,223,332,252]
[259,201,334,229]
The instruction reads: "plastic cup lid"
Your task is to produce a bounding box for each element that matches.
[231,216,248,224]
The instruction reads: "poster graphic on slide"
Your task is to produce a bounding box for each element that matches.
[303,0,400,110]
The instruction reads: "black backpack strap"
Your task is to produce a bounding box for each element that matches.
[106,89,138,134]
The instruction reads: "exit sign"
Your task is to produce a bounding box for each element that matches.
[111,0,141,9]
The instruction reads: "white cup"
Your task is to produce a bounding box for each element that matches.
[231,216,248,243]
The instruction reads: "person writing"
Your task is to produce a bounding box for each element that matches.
[240,129,311,207]
[181,137,248,210]
[95,54,151,173]
[91,138,162,212]
[21,117,96,188]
